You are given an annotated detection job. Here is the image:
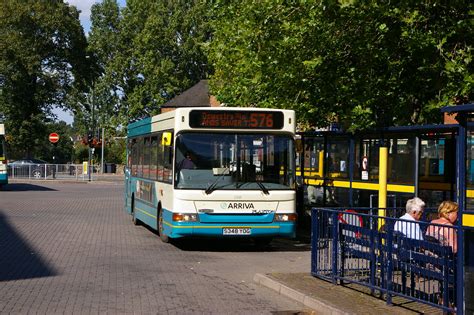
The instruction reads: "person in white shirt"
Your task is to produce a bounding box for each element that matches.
[393,197,425,240]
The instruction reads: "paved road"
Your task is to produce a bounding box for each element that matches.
[0,182,312,314]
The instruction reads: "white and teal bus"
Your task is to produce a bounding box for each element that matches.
[0,120,7,187]
[125,107,297,244]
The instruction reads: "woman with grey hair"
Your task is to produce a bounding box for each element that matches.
[394,197,425,240]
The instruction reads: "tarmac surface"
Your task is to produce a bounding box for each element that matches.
[5,176,443,314]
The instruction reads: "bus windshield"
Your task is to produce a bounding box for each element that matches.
[175,132,295,191]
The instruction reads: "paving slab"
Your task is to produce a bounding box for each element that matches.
[254,272,442,315]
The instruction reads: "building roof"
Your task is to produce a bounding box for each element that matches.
[161,80,212,108]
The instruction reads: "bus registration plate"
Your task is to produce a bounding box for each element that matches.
[223,227,251,235]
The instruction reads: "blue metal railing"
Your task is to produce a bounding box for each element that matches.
[311,207,458,313]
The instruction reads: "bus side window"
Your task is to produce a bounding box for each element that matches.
[143,137,151,179]
[131,138,138,176]
[150,136,158,180]
[157,132,164,181]
[137,137,144,178]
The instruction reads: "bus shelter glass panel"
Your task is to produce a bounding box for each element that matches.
[418,189,451,208]
[327,137,349,179]
[388,138,415,184]
[418,135,455,207]
[174,132,295,191]
[354,137,380,182]
[303,136,324,179]
[330,187,349,207]
[419,136,455,181]
[420,138,445,180]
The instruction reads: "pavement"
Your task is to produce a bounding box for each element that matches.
[253,222,442,315]
[253,272,443,315]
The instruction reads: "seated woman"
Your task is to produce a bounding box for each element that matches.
[425,201,458,254]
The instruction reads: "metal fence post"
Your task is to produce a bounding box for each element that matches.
[311,208,319,275]
[386,218,394,306]
[331,211,339,284]
[370,214,376,295]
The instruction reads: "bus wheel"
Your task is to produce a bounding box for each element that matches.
[158,207,169,243]
[131,197,141,226]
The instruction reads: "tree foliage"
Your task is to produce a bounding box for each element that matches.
[1,0,472,157]
[0,0,90,157]
[97,0,212,123]
[208,0,473,130]
[71,0,122,141]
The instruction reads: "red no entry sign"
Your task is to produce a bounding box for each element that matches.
[49,132,60,144]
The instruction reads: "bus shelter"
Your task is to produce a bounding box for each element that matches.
[301,104,474,313]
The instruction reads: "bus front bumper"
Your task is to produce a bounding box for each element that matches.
[164,222,296,239]
[162,211,296,239]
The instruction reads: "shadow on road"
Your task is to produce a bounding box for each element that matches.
[0,183,57,192]
[0,212,57,281]
[169,225,311,252]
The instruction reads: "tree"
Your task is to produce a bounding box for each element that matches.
[208,1,473,130]
[0,0,90,157]
[107,0,212,123]
[75,0,122,135]
[65,0,124,157]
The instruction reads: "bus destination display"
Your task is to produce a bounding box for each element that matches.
[189,110,284,129]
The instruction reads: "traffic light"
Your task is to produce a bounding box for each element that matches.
[87,132,93,147]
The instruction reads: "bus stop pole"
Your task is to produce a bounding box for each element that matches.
[414,135,420,197]
[378,146,388,229]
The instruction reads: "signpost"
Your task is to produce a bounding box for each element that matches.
[49,133,60,144]
[49,133,59,179]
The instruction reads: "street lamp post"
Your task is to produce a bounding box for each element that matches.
[88,135,92,181]
[100,127,104,174]
[88,84,94,182]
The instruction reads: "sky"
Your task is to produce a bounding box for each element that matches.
[54,0,126,124]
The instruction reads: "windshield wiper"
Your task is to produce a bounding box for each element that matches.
[205,167,230,195]
[256,180,269,195]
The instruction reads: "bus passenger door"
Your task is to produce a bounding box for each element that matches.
[125,138,135,214]
[124,165,132,213]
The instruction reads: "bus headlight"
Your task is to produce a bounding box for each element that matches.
[274,213,297,222]
[172,213,198,222]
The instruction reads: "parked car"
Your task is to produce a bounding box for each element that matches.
[8,158,51,179]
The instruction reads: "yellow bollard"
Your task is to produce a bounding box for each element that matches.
[378,147,388,230]
[83,161,88,175]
